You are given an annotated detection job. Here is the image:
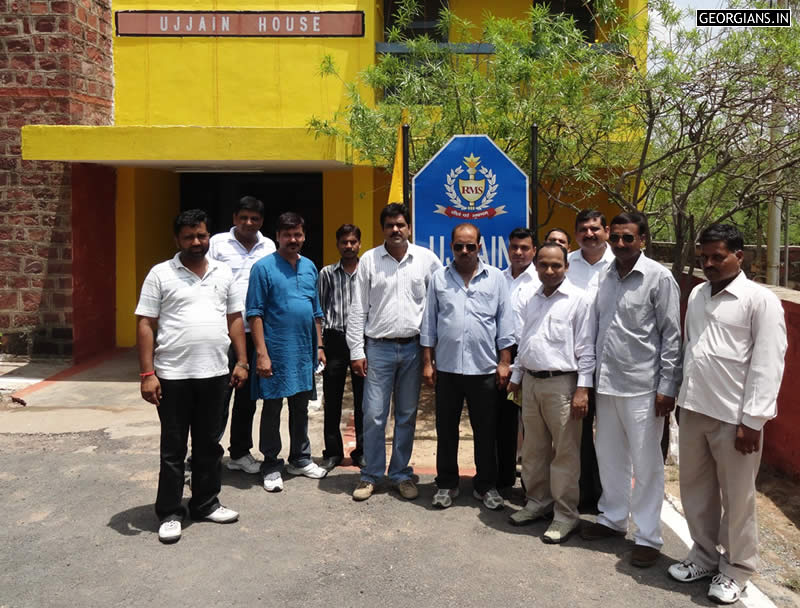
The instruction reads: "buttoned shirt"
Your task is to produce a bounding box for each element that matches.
[135,253,242,380]
[594,253,682,397]
[208,227,276,332]
[511,278,596,387]
[503,263,542,340]
[567,245,615,294]
[346,242,441,361]
[420,261,514,375]
[319,260,358,333]
[678,272,786,431]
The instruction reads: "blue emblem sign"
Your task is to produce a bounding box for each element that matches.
[412,135,528,268]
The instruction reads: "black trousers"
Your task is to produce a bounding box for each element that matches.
[155,374,227,521]
[435,371,498,494]
[578,388,602,509]
[217,333,257,460]
[495,344,519,490]
[322,329,364,461]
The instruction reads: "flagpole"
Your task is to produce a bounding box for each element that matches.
[402,124,410,208]
[530,124,538,245]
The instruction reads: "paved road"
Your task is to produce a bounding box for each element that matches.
[0,351,761,607]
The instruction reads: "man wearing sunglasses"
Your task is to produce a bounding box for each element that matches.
[581,211,681,570]
[421,223,514,510]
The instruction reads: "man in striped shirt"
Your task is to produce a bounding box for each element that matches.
[319,224,364,471]
[347,203,441,501]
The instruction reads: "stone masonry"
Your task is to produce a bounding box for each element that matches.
[0,0,113,356]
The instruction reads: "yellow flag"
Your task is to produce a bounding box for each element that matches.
[388,114,407,204]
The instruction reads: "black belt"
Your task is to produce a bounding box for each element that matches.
[526,369,574,379]
[371,335,419,344]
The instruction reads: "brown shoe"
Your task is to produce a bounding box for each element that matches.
[631,545,661,568]
[580,521,626,541]
[352,481,374,501]
[395,479,419,500]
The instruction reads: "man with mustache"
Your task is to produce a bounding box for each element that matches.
[247,212,328,493]
[668,224,786,604]
[567,209,614,513]
[136,208,247,543]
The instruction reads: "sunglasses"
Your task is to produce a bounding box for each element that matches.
[609,234,636,244]
[453,243,479,252]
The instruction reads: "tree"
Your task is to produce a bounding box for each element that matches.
[309,0,641,227]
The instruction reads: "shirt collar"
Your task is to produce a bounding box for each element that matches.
[381,242,412,262]
[712,270,748,299]
[612,251,648,279]
[169,252,221,275]
[534,276,574,299]
[447,259,488,281]
[504,262,537,282]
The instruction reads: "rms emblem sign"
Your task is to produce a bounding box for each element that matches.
[413,135,528,268]
[440,153,505,219]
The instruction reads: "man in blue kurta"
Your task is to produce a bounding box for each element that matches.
[246,212,328,492]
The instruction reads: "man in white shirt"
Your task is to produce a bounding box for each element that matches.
[667,224,787,605]
[581,211,682,570]
[507,243,596,544]
[208,196,276,475]
[136,209,248,544]
[497,227,540,495]
[346,203,441,501]
[566,209,614,513]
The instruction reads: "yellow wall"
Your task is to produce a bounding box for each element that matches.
[449,0,536,40]
[115,168,180,346]
[113,0,378,128]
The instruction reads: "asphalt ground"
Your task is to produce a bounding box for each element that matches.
[0,350,776,608]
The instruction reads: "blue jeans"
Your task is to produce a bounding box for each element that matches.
[361,338,422,484]
[258,392,313,476]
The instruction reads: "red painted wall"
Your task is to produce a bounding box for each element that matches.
[764,299,800,477]
[71,163,116,363]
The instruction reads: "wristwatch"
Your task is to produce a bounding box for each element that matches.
[235,361,250,370]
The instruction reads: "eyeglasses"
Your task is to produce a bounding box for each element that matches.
[453,243,478,252]
[609,234,636,244]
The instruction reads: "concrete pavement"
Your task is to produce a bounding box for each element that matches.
[0,351,776,608]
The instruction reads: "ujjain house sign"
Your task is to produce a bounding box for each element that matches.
[115,11,365,37]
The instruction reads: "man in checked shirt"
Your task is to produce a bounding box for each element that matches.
[319,224,365,471]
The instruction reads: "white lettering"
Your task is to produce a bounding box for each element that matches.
[272,16,281,31]
[300,15,308,31]
[258,16,267,32]
[198,16,206,31]
[497,236,510,269]
[221,16,229,32]
[160,16,168,31]
[173,16,180,31]
[185,16,192,31]
[212,16,216,30]
[313,15,320,32]
[286,16,294,31]
[479,236,490,265]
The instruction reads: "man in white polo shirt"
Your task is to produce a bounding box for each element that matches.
[208,196,276,475]
[136,209,249,544]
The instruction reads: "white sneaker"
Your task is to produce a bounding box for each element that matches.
[204,505,239,523]
[285,462,327,479]
[226,454,262,474]
[263,471,284,492]
[432,488,459,508]
[158,519,181,543]
[473,488,504,510]
[668,559,715,583]
[708,574,744,604]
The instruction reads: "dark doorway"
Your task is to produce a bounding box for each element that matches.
[180,172,324,267]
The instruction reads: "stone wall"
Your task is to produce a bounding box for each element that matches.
[0,0,113,356]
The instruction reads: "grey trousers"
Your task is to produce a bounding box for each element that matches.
[679,409,762,584]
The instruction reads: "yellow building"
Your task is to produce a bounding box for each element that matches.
[19,0,641,357]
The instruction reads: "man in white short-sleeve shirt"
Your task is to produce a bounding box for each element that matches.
[136,209,249,544]
[208,196,276,475]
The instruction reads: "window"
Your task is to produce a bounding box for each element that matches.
[544,0,595,41]
[384,0,449,42]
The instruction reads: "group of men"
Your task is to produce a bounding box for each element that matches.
[137,199,786,606]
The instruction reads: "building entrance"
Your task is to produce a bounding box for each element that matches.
[180,172,324,267]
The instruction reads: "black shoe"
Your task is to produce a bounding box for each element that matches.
[350,454,366,468]
[321,456,342,471]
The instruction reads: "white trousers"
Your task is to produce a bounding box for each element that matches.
[595,392,664,549]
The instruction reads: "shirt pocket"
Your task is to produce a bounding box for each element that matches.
[704,315,751,361]
[409,276,426,301]
[544,316,569,344]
